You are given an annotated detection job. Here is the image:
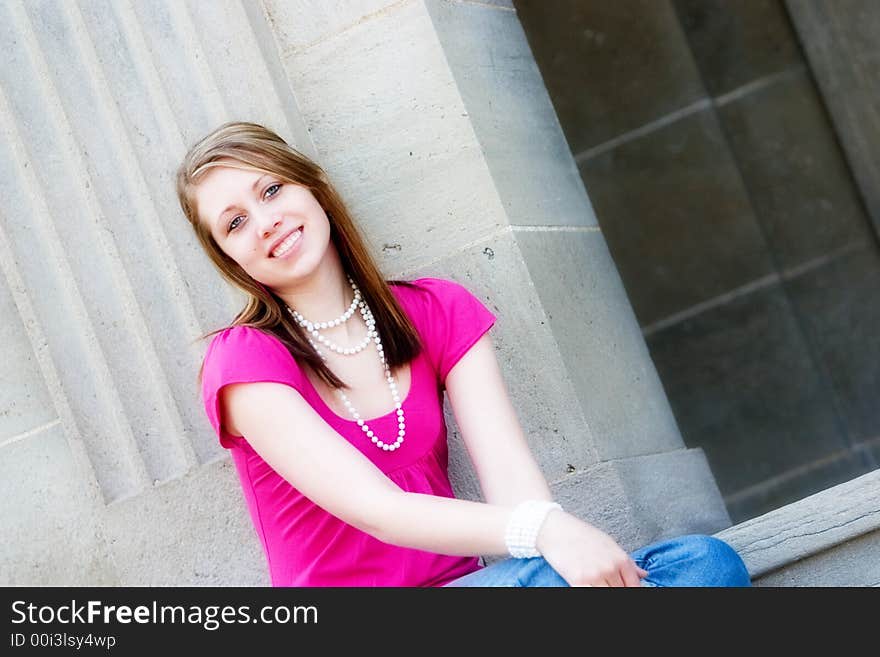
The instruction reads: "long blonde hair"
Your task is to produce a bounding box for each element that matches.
[176,121,422,388]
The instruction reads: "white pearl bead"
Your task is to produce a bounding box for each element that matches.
[288,279,405,453]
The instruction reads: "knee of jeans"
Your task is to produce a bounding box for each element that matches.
[685,534,751,587]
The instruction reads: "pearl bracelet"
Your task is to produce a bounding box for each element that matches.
[504,500,562,559]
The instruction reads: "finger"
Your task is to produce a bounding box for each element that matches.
[606,569,626,588]
[621,565,642,588]
[638,567,650,578]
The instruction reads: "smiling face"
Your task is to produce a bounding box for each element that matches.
[194,161,333,293]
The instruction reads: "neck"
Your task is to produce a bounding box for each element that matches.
[275,248,355,327]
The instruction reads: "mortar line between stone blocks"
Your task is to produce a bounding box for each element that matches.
[641,240,869,337]
[0,420,63,450]
[779,241,867,281]
[389,225,510,278]
[724,436,880,506]
[511,225,601,233]
[545,447,695,486]
[641,272,780,337]
[574,98,712,164]
[442,0,516,11]
[713,66,808,108]
[287,0,413,56]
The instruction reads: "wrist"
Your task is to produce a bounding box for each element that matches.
[504,500,562,559]
[534,506,563,554]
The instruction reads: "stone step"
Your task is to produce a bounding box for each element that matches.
[716,468,880,586]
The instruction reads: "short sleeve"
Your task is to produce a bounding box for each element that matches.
[410,277,497,385]
[201,325,305,449]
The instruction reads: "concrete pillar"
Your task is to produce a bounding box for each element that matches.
[0,0,728,585]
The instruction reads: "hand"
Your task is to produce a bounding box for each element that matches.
[535,510,649,587]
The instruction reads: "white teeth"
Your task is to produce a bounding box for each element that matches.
[271,229,302,257]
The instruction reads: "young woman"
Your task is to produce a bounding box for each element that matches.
[176,122,751,587]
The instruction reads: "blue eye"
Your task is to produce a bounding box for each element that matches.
[228,215,244,232]
[264,183,281,199]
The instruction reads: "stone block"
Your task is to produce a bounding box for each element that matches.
[0,272,55,442]
[263,0,396,53]
[103,459,267,586]
[402,231,600,495]
[552,447,731,553]
[282,0,506,274]
[647,281,862,522]
[580,108,774,326]
[786,244,880,448]
[516,229,682,460]
[718,71,872,270]
[673,0,803,96]
[425,0,596,228]
[0,423,116,585]
[515,0,705,152]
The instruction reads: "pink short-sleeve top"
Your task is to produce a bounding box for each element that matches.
[200,277,497,586]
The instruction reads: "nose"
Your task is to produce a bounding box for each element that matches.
[260,215,282,239]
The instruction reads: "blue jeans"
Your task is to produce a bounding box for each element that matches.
[443,534,751,587]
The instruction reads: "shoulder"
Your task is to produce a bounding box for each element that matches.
[391,276,481,310]
[202,324,300,393]
[392,277,496,338]
[205,324,289,361]
[200,325,305,447]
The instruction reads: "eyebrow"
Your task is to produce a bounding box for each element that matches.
[215,174,269,229]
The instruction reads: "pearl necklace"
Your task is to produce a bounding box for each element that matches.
[288,277,405,452]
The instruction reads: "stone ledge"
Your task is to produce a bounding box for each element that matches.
[715,468,880,578]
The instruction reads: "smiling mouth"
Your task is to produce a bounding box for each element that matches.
[270,228,303,258]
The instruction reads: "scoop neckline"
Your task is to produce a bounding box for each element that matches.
[302,356,416,425]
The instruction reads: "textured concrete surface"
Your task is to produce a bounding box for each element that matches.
[103,458,268,586]
[0,267,55,442]
[0,423,117,586]
[408,230,601,487]
[515,0,706,153]
[517,0,880,530]
[754,527,880,587]
[674,0,803,97]
[786,0,880,236]
[717,469,880,579]
[483,447,730,563]
[647,281,871,523]
[718,71,872,271]
[277,0,507,276]
[425,0,597,229]
[579,108,776,327]
[516,229,684,461]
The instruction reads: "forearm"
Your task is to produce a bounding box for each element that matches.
[373,491,514,557]
[482,452,554,507]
